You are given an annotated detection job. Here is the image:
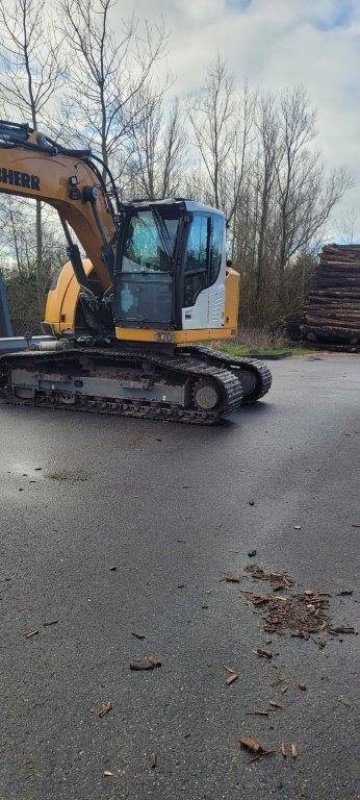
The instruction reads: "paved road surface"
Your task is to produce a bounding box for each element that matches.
[0,355,359,800]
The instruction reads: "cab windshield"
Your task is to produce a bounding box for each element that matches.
[122,208,179,274]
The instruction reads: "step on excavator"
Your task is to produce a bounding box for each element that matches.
[0,121,271,424]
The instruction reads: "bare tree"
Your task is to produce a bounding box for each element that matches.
[188,57,253,222]
[252,95,280,303]
[129,95,186,199]
[275,86,351,306]
[61,0,168,186]
[0,0,64,301]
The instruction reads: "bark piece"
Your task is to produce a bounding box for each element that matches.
[150,753,158,769]
[255,647,272,659]
[226,672,239,685]
[131,631,146,640]
[130,655,161,670]
[97,701,112,718]
[24,630,39,639]
[291,743,298,758]
[239,736,262,754]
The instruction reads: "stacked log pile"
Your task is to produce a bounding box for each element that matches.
[303,244,360,349]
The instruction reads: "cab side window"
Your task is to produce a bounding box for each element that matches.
[184,215,209,308]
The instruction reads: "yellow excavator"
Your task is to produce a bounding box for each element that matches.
[0,121,271,424]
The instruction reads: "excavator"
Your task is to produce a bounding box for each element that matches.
[0,121,271,424]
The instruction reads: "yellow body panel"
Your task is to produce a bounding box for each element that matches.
[114,326,238,344]
[45,262,240,344]
[45,259,94,333]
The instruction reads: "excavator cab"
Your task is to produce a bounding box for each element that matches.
[113,199,238,345]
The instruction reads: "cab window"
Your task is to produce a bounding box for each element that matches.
[184,215,209,307]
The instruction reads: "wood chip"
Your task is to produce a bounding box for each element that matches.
[338,590,353,596]
[24,630,39,639]
[225,574,241,583]
[240,736,274,761]
[43,620,58,627]
[148,655,162,667]
[239,736,262,754]
[291,743,298,758]
[104,770,114,777]
[269,701,282,710]
[245,710,269,717]
[130,657,159,670]
[329,626,355,635]
[298,683,307,691]
[226,672,239,685]
[150,753,158,769]
[97,701,112,718]
[280,684,289,695]
[280,742,287,758]
[131,631,146,640]
[255,647,273,659]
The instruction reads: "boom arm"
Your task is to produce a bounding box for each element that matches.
[0,122,117,291]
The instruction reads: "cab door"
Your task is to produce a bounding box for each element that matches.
[182,213,225,330]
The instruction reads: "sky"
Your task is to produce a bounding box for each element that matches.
[119,0,360,238]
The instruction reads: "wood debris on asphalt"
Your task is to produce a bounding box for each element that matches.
[255,647,273,659]
[150,753,158,769]
[239,736,274,760]
[24,629,39,639]
[242,574,337,638]
[244,565,294,589]
[103,770,114,777]
[224,574,241,583]
[97,701,112,718]
[245,710,269,717]
[130,655,161,670]
[131,631,146,640]
[328,626,356,635]
[224,665,239,685]
[291,743,298,758]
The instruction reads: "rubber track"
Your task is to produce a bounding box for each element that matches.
[183,345,272,402]
[0,346,243,425]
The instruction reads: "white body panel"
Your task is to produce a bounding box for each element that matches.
[182,219,227,330]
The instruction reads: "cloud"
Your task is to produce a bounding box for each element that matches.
[118,0,360,235]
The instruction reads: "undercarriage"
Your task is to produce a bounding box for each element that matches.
[0,344,272,424]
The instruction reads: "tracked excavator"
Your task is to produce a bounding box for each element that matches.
[0,121,271,424]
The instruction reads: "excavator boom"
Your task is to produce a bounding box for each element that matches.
[0,121,116,290]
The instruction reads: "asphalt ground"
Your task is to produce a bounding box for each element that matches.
[0,354,359,800]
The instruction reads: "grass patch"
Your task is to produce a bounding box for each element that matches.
[214,342,310,359]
